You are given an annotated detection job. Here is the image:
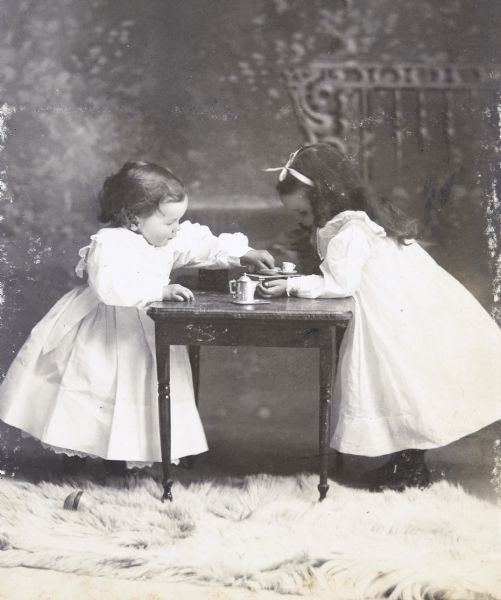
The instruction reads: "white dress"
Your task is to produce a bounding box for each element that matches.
[287,211,501,456]
[0,222,250,463]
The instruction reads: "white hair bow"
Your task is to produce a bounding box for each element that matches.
[264,148,314,187]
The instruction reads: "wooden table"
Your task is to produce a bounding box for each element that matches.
[147,291,353,502]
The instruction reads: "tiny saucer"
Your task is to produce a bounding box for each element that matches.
[231,299,271,305]
[278,270,298,275]
[249,272,300,280]
[249,273,283,281]
[257,268,281,276]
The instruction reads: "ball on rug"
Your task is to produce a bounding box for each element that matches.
[63,490,85,511]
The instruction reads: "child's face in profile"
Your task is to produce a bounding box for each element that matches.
[281,189,315,229]
[137,197,188,246]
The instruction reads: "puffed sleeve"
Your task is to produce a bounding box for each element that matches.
[85,231,164,308]
[170,221,250,270]
[287,222,372,299]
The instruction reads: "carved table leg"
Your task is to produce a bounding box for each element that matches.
[318,328,335,501]
[156,329,173,502]
[334,328,345,478]
[188,345,201,406]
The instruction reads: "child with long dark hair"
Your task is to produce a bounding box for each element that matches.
[0,161,274,469]
[261,143,501,491]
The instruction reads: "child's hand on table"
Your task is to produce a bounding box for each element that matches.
[241,249,275,271]
[163,284,194,302]
[257,279,288,298]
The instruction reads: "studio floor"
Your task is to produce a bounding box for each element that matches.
[0,567,310,600]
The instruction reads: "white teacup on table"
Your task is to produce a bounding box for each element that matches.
[281,261,296,273]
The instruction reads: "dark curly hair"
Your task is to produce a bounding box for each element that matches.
[98,161,185,228]
[276,143,418,243]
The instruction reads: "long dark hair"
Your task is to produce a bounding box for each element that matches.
[276,143,418,243]
[98,161,185,228]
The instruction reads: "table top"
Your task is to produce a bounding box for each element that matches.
[147,291,353,322]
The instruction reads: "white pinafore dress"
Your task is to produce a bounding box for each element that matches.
[287,211,501,456]
[0,222,249,463]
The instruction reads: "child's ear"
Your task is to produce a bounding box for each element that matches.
[128,216,139,231]
[126,211,139,230]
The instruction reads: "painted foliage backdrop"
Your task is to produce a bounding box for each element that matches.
[0,0,500,466]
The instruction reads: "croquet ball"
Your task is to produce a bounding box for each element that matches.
[63,489,88,511]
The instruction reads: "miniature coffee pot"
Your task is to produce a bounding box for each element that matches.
[229,273,258,303]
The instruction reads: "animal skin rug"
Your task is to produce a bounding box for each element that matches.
[0,473,500,600]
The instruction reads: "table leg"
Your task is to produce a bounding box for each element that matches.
[188,346,201,406]
[334,329,345,478]
[156,329,173,502]
[318,328,335,501]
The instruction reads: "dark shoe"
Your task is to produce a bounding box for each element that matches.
[177,456,196,470]
[103,459,128,477]
[364,450,431,492]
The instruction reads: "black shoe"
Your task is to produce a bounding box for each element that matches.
[103,459,128,477]
[177,456,196,470]
[364,450,431,492]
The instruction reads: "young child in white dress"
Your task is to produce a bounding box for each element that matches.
[261,143,501,491]
[0,161,275,470]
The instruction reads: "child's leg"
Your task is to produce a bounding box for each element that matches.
[363,449,430,492]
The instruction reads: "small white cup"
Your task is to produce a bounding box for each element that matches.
[281,261,296,273]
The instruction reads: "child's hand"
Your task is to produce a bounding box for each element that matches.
[257,279,287,298]
[241,249,275,271]
[163,284,194,302]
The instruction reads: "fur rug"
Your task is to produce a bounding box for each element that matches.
[0,473,500,600]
